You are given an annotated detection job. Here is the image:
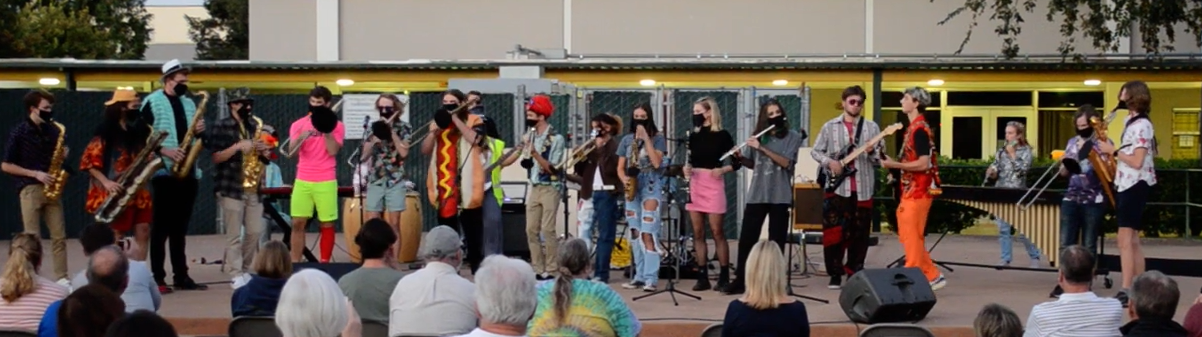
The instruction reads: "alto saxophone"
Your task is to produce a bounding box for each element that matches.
[624,138,642,201]
[170,91,210,178]
[95,130,169,223]
[43,122,69,202]
[242,116,266,194]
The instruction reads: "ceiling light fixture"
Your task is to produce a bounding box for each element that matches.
[772,79,788,86]
[335,79,355,86]
[1083,79,1102,86]
[39,78,61,86]
[639,79,656,86]
[927,79,945,86]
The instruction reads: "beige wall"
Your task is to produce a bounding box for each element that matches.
[249,0,317,61]
[874,0,1104,55]
[148,6,208,44]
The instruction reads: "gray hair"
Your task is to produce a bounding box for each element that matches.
[275,269,349,337]
[973,303,1023,337]
[1130,270,1180,319]
[419,226,462,262]
[86,245,129,293]
[475,255,537,326]
[903,87,932,107]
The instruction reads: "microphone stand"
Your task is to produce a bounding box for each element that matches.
[557,133,572,240]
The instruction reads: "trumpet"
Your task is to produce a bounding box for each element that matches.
[555,129,599,171]
[719,124,776,161]
[484,127,536,172]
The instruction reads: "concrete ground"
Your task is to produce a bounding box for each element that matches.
[5,233,1200,337]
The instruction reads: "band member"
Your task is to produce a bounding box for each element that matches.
[419,89,487,273]
[2,89,69,284]
[881,87,946,291]
[499,95,564,279]
[204,87,269,288]
[618,103,668,292]
[252,126,285,248]
[567,114,623,282]
[478,117,506,256]
[467,90,485,115]
[724,100,804,295]
[682,97,735,291]
[1096,80,1157,306]
[81,89,155,262]
[811,86,882,289]
[360,94,412,256]
[1051,104,1111,298]
[141,59,207,291]
[986,121,1043,268]
[284,86,346,263]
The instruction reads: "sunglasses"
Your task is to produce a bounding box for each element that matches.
[846,99,864,106]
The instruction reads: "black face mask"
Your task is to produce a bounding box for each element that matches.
[379,107,395,118]
[38,109,53,121]
[442,103,459,112]
[172,83,188,96]
[769,116,787,137]
[692,114,706,128]
[525,118,539,127]
[237,105,252,120]
[1077,127,1094,138]
[631,119,650,133]
[1116,100,1128,111]
[434,110,453,129]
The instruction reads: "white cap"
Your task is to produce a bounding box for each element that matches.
[160,59,189,80]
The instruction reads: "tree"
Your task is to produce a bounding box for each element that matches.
[188,0,249,60]
[936,0,1202,60]
[0,0,151,59]
[11,2,116,58]
[68,0,154,59]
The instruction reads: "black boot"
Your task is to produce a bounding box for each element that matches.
[692,267,712,291]
[715,265,730,291]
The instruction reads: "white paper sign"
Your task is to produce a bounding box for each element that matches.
[340,94,410,140]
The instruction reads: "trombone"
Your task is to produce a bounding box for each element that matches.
[1016,149,1080,209]
[407,95,481,145]
[280,98,347,158]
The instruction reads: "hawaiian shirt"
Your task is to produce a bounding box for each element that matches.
[989,144,1033,189]
[369,118,413,186]
[1062,136,1110,204]
[80,136,152,214]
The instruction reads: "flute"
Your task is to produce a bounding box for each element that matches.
[719,124,776,161]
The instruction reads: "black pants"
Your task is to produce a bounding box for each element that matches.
[733,203,790,284]
[438,207,484,273]
[822,194,872,277]
[150,176,198,284]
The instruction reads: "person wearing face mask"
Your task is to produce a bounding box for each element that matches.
[682,97,736,292]
[1048,104,1113,298]
[467,91,485,116]
[617,102,669,292]
[80,89,156,262]
[565,114,623,282]
[496,94,564,280]
[2,89,70,287]
[203,87,270,289]
[723,100,804,295]
[284,86,346,263]
[360,94,412,260]
[810,86,883,290]
[477,116,507,257]
[139,59,209,292]
[418,89,488,273]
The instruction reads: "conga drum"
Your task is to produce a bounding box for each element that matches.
[342,198,365,263]
[397,191,423,262]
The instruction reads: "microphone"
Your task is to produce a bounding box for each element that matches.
[362,115,370,132]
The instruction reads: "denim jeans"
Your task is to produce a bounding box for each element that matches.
[1060,200,1104,255]
[626,173,664,285]
[482,189,504,256]
[998,217,1041,263]
[577,198,596,250]
[591,191,619,282]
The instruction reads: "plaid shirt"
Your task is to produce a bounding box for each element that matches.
[368,118,413,186]
[810,116,882,201]
[203,117,261,199]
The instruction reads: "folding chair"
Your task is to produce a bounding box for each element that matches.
[228,316,283,337]
[0,330,36,337]
[859,323,936,337]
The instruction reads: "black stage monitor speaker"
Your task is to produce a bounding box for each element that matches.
[500,181,531,261]
[293,262,360,281]
[839,267,937,324]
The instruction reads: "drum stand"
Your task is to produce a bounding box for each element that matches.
[632,177,700,305]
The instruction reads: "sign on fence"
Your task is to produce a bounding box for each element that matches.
[340,94,410,140]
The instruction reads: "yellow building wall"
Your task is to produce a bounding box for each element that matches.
[1151,89,1201,159]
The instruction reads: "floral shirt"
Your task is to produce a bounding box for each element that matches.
[1115,117,1157,191]
[988,144,1032,189]
[368,119,412,187]
[80,136,152,214]
[1063,136,1111,204]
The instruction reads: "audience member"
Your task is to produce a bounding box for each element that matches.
[276,269,361,337]
[1185,294,1202,337]
[1024,245,1121,337]
[0,233,69,332]
[528,238,641,337]
[105,310,179,337]
[70,222,161,312]
[1121,271,1186,337]
[231,240,292,317]
[339,219,406,323]
[39,245,129,337]
[389,225,476,336]
[720,240,810,337]
[55,284,125,337]
[974,303,1023,337]
[453,255,537,337]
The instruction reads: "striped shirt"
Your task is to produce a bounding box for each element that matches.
[1024,292,1123,337]
[0,276,69,332]
[811,116,882,201]
[2,118,62,193]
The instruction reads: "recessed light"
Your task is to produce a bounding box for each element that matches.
[39,78,60,86]
[117,86,134,90]
[639,79,656,86]
[927,79,945,86]
[335,79,355,86]
[1083,79,1102,86]
[772,79,788,86]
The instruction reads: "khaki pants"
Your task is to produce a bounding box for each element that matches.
[19,185,67,280]
[526,185,561,274]
[219,193,265,276]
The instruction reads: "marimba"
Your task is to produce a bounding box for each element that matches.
[940,186,1064,266]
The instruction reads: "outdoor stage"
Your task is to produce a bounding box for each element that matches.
[5,233,1200,337]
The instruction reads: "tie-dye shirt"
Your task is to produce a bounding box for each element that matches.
[527,279,641,337]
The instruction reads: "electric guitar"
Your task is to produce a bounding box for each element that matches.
[823,123,904,193]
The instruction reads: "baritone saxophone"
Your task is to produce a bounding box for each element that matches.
[43,121,69,202]
[170,91,210,178]
[95,130,168,224]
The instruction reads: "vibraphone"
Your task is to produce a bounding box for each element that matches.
[261,186,356,263]
[940,186,1064,267]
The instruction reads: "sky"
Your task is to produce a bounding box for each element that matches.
[146,0,204,6]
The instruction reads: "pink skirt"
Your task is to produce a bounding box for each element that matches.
[686,169,726,214]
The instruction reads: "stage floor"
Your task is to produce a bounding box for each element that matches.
[4,233,1200,336]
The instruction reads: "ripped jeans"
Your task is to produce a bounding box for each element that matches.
[625,174,664,286]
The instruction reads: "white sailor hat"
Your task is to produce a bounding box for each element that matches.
[160,59,190,81]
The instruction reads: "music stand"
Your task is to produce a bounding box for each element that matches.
[632,173,701,305]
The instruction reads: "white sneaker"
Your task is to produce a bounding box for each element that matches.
[642,284,657,292]
[929,274,947,291]
[231,274,251,289]
[621,281,645,289]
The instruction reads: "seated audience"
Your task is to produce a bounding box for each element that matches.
[389,226,477,337]
[453,255,537,337]
[720,240,809,337]
[528,238,641,337]
[1024,245,1122,337]
[974,303,1023,337]
[339,219,406,323]
[56,284,126,337]
[1120,270,1187,337]
[231,240,292,317]
[1186,294,1202,337]
[0,233,69,332]
[39,245,130,337]
[105,310,179,337]
[276,269,361,337]
[70,223,161,312]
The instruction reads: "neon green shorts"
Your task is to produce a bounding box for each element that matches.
[290,180,339,222]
